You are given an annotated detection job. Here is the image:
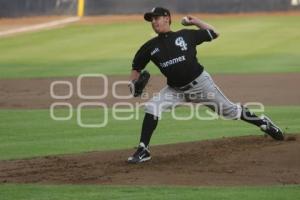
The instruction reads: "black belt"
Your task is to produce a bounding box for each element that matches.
[173,80,198,91]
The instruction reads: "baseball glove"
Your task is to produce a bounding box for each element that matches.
[129,70,150,97]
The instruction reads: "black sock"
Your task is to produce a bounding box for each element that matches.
[139,113,158,146]
[240,106,266,127]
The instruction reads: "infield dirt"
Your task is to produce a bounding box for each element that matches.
[1,73,300,109]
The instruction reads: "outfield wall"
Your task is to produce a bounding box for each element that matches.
[0,0,300,17]
[0,0,77,17]
[85,0,300,15]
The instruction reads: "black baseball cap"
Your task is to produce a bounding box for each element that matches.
[144,7,171,22]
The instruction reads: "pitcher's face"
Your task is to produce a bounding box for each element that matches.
[151,16,171,34]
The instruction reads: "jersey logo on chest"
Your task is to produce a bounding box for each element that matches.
[175,37,188,51]
[151,47,160,56]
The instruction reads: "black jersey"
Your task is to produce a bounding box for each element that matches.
[132,29,218,87]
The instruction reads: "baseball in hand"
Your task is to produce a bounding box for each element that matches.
[181,16,191,26]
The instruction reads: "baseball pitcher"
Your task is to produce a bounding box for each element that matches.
[128,7,284,164]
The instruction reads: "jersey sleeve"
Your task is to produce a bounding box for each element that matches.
[132,41,152,72]
[190,29,218,45]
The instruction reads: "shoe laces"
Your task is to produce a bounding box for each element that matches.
[133,142,149,157]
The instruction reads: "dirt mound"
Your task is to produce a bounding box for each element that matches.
[0,134,299,186]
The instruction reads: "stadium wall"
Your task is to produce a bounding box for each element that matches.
[85,0,300,15]
[0,0,299,18]
[0,0,77,17]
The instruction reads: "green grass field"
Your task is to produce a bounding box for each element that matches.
[0,106,299,160]
[0,14,299,200]
[0,15,299,78]
[1,184,300,200]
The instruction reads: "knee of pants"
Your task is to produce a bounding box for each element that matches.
[144,102,162,118]
[144,101,174,118]
[220,104,242,119]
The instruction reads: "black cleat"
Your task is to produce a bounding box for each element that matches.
[127,142,151,164]
[260,115,284,141]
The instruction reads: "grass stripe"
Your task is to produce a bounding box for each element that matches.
[0,15,299,78]
[0,184,300,200]
[0,106,299,160]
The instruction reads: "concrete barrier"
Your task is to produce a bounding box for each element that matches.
[0,0,299,18]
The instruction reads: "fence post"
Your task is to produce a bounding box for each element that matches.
[77,0,85,17]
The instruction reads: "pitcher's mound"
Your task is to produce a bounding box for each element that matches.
[0,134,299,186]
